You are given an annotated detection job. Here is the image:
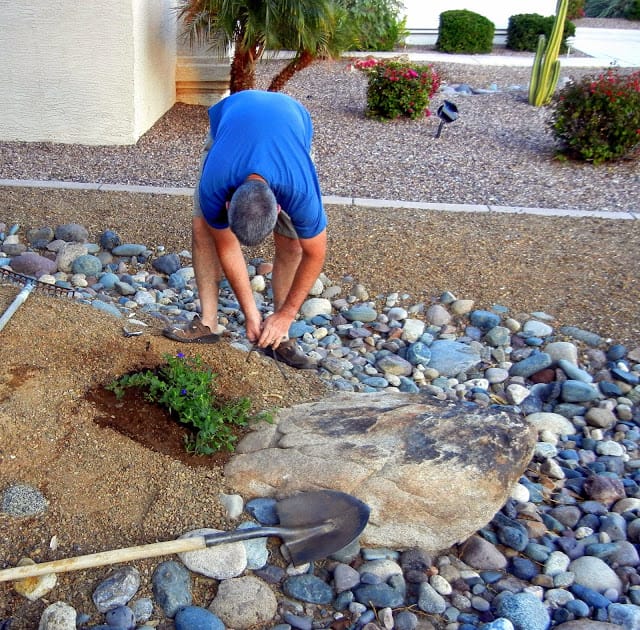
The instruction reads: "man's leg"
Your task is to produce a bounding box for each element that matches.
[192,215,224,334]
[269,227,316,369]
[163,133,223,342]
[271,230,303,311]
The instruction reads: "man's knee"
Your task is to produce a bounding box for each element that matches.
[274,234,302,262]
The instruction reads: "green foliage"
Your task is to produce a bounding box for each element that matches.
[107,353,270,455]
[567,0,586,18]
[436,10,495,54]
[626,0,640,19]
[549,68,640,163]
[585,0,637,16]
[354,58,441,120]
[506,13,575,54]
[176,0,355,93]
[344,0,408,51]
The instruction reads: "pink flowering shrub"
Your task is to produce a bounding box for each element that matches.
[549,68,640,164]
[354,57,441,120]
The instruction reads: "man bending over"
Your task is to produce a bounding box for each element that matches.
[163,90,327,370]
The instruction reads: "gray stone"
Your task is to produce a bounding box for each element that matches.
[426,340,482,377]
[177,528,247,579]
[555,623,620,630]
[460,534,507,570]
[300,298,332,320]
[8,252,57,277]
[208,576,277,629]
[71,253,102,276]
[561,380,600,403]
[545,341,578,365]
[152,561,192,618]
[93,566,141,613]
[334,563,361,592]
[376,354,413,376]
[38,601,77,629]
[526,412,576,436]
[585,407,617,429]
[1,483,48,516]
[568,555,623,593]
[343,305,377,322]
[225,392,535,550]
[417,582,447,614]
[509,352,552,378]
[424,305,450,327]
[55,242,88,273]
[54,223,88,242]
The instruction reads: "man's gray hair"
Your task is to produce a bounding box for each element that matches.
[228,180,278,246]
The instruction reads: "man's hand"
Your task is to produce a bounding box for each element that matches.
[258,311,294,349]
[245,311,263,344]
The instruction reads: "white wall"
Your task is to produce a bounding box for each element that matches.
[0,0,176,145]
[402,0,558,30]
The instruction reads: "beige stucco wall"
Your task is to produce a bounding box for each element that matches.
[403,0,558,30]
[0,0,176,145]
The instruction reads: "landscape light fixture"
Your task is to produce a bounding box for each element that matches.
[435,100,459,139]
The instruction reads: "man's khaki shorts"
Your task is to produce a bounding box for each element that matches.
[193,134,298,240]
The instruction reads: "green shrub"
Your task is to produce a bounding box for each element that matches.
[436,10,495,54]
[585,0,636,16]
[507,13,575,54]
[549,68,640,163]
[344,0,408,51]
[567,0,586,18]
[626,0,640,19]
[354,57,441,120]
[107,352,270,454]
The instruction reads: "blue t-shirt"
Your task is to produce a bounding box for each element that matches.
[198,90,327,239]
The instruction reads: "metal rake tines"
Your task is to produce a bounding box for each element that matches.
[0,267,76,298]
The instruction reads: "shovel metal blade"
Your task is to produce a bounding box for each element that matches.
[275,489,370,565]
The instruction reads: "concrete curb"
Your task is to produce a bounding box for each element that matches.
[1,178,637,221]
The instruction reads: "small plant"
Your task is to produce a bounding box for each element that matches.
[354,57,441,120]
[549,68,640,163]
[107,353,270,455]
[567,0,586,18]
[436,10,495,54]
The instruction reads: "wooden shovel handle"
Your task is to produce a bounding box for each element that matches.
[0,536,207,582]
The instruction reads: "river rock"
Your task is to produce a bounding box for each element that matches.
[7,252,57,277]
[13,558,57,601]
[38,601,76,629]
[208,576,277,629]
[426,340,482,376]
[224,391,536,550]
[177,528,247,579]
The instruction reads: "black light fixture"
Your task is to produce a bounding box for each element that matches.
[435,100,459,139]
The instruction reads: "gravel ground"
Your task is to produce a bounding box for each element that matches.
[1,26,639,213]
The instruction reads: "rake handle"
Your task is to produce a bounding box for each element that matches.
[0,527,284,583]
[0,283,35,333]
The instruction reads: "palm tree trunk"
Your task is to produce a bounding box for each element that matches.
[267,49,315,92]
[229,31,261,93]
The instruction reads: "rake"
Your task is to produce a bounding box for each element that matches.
[0,267,75,333]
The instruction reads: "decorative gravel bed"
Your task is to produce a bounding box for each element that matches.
[0,30,638,214]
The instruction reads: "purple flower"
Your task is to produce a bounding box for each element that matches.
[177,352,185,358]
[181,388,187,395]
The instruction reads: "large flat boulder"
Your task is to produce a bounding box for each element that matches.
[224,392,536,551]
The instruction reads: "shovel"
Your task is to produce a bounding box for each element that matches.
[0,490,370,582]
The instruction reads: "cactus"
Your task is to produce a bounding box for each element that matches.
[528,0,569,106]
